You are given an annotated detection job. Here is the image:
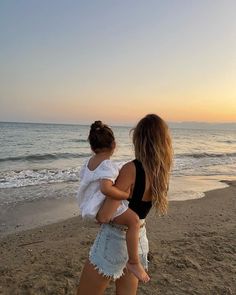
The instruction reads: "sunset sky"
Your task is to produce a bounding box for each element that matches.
[0,1,235,125]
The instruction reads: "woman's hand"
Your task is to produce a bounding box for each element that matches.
[96,213,111,224]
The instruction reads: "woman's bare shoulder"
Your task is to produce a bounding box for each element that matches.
[117,161,135,181]
[114,161,135,190]
[120,161,135,172]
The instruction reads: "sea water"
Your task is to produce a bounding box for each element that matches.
[0,122,235,206]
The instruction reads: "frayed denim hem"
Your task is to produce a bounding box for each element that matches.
[89,252,125,281]
[88,223,149,281]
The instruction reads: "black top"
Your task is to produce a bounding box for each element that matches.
[128,159,152,219]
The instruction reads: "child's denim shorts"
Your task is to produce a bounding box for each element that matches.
[89,221,149,280]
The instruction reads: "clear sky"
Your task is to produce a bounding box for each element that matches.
[0,0,235,125]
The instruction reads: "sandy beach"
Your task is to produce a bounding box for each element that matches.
[0,180,235,295]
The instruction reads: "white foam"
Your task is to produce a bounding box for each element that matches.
[0,167,81,189]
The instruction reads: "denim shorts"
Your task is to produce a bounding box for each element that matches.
[89,221,149,280]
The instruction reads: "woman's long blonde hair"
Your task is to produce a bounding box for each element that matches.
[132,114,173,214]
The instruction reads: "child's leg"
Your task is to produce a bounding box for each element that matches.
[113,209,150,282]
[113,209,140,263]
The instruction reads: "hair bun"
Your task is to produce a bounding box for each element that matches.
[91,120,104,131]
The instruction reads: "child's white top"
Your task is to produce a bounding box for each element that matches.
[77,158,128,220]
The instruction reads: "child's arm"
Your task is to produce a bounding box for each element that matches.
[96,180,128,223]
[96,177,129,223]
[100,179,130,200]
[97,162,135,223]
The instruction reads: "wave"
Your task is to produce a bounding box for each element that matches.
[70,139,88,143]
[0,167,81,189]
[176,152,236,159]
[0,152,91,163]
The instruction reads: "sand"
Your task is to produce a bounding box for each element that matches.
[0,181,235,295]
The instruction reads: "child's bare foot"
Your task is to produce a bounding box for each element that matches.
[126,262,150,283]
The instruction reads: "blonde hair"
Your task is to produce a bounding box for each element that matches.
[132,114,173,214]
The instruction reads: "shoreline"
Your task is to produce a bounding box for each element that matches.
[0,175,230,238]
[0,180,235,294]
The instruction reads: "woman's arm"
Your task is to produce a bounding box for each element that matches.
[96,162,135,223]
[114,161,135,192]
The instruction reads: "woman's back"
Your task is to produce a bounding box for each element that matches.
[128,159,152,219]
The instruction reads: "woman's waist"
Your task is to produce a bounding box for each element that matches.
[108,219,146,232]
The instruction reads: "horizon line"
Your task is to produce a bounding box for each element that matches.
[1,120,236,126]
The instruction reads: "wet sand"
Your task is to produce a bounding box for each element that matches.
[0,181,235,295]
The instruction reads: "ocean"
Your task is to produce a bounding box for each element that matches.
[0,122,236,207]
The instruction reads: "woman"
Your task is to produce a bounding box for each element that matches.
[76,114,173,295]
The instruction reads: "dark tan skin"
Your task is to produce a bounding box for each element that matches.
[76,161,152,295]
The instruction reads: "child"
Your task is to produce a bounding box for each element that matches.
[77,120,150,283]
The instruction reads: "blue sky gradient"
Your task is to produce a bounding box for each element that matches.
[0,1,235,124]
